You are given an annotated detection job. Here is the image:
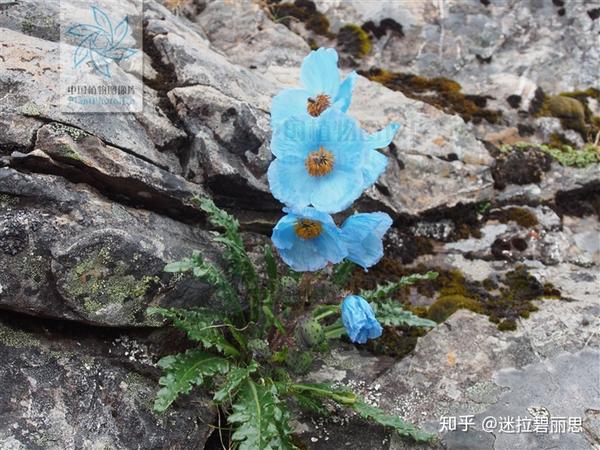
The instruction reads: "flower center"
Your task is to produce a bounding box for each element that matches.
[305,147,335,177]
[294,219,323,240]
[307,94,331,117]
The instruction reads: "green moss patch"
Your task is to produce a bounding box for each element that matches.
[361,68,502,124]
[349,259,560,346]
[534,89,600,141]
[489,207,539,228]
[499,141,600,168]
[64,248,159,316]
[270,0,333,37]
[337,24,372,58]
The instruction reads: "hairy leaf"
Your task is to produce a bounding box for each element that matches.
[149,307,240,356]
[332,260,356,287]
[213,362,258,403]
[372,301,437,329]
[262,304,286,334]
[264,245,278,294]
[293,390,330,416]
[164,249,241,313]
[352,400,435,443]
[228,380,298,450]
[290,382,356,405]
[154,349,229,412]
[360,271,439,302]
[192,197,259,302]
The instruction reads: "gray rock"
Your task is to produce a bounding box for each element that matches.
[12,122,207,221]
[0,168,223,326]
[168,84,277,209]
[373,259,600,446]
[314,0,599,95]
[0,317,215,450]
[0,27,181,171]
[196,0,309,71]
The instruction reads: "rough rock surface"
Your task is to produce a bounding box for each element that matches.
[0,0,599,448]
[0,313,214,450]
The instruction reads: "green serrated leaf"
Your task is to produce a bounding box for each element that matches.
[163,249,242,314]
[264,245,278,294]
[213,362,258,403]
[352,400,435,443]
[290,382,356,405]
[332,260,356,287]
[154,349,229,412]
[164,258,195,273]
[228,379,298,450]
[262,304,286,335]
[293,391,330,417]
[360,271,439,302]
[149,307,240,357]
[373,301,437,329]
[192,197,259,308]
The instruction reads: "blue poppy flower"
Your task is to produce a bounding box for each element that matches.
[271,48,357,127]
[341,295,383,344]
[361,123,400,189]
[341,212,393,269]
[271,207,347,272]
[268,108,366,213]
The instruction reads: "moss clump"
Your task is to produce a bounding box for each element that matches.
[0,194,17,208]
[270,1,333,37]
[54,143,84,162]
[498,141,599,170]
[48,122,89,142]
[364,326,426,358]
[492,144,553,189]
[361,68,502,124]
[337,24,372,58]
[537,95,587,135]
[426,271,483,322]
[534,89,600,141]
[349,260,559,336]
[497,320,517,331]
[0,323,40,349]
[66,249,159,315]
[19,101,42,117]
[427,295,483,322]
[490,207,539,228]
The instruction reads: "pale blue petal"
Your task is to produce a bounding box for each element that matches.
[285,206,337,227]
[300,48,340,98]
[362,149,387,188]
[313,225,348,264]
[365,122,400,149]
[268,158,315,209]
[333,71,357,112]
[310,165,365,214]
[367,320,383,340]
[271,116,317,159]
[341,213,392,269]
[271,214,298,250]
[347,233,383,269]
[341,295,382,344]
[370,212,393,238]
[280,240,327,272]
[271,88,311,128]
[317,109,364,167]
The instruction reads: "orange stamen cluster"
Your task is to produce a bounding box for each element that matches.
[294,219,323,239]
[305,147,334,177]
[307,94,331,117]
